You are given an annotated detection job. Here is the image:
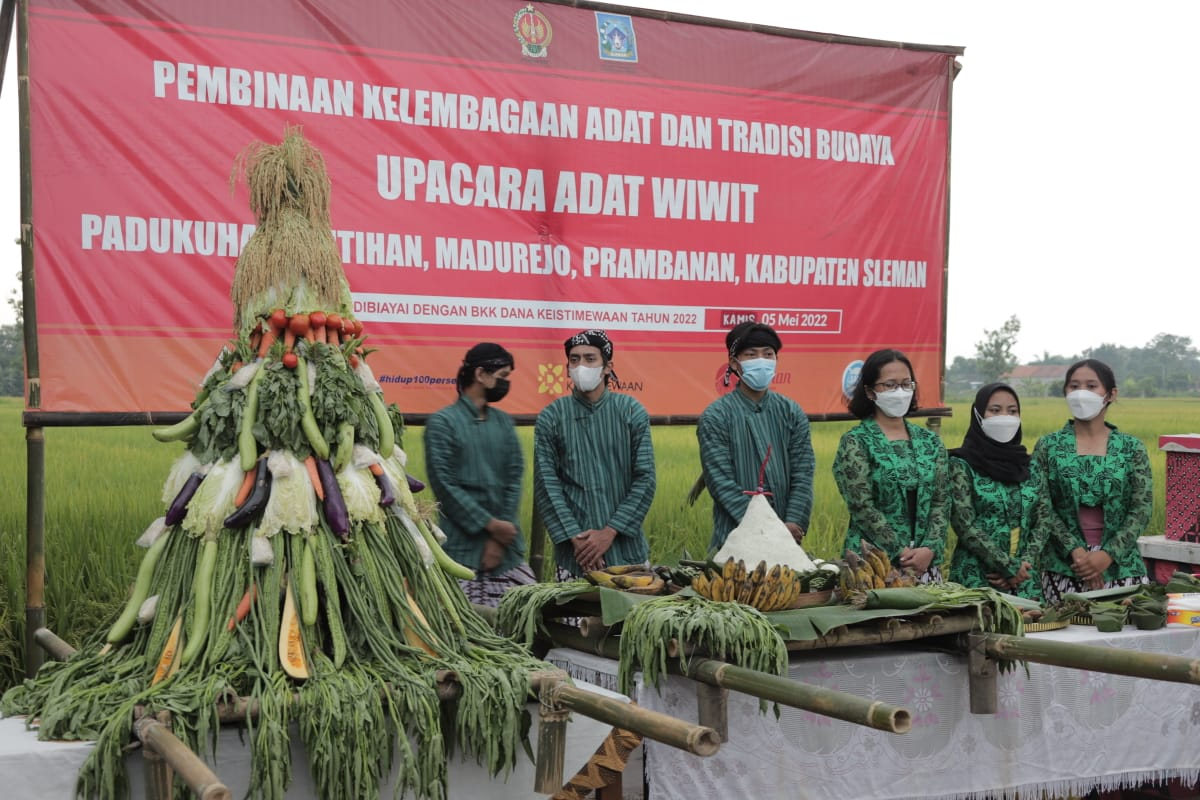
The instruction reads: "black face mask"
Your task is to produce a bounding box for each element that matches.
[485,378,510,403]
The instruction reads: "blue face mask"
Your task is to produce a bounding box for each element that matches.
[738,358,776,391]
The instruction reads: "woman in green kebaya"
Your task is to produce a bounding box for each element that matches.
[1033,358,1151,604]
[833,349,947,582]
[947,383,1042,599]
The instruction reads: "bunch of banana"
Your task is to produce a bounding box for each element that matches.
[690,558,804,612]
[584,564,667,595]
[837,542,919,596]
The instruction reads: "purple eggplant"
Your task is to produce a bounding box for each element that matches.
[223,457,272,529]
[373,469,396,507]
[316,458,350,538]
[165,472,203,525]
[406,474,426,494]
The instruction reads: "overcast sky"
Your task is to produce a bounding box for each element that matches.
[1,1,1197,363]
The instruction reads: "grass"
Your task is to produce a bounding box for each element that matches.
[1,394,1193,693]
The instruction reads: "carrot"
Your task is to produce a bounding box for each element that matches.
[257,325,279,359]
[227,584,257,631]
[304,455,325,501]
[233,465,257,507]
[326,314,343,345]
[367,463,384,477]
[249,329,262,353]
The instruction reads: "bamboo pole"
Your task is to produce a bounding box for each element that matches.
[18,0,46,683]
[548,681,720,757]
[133,715,231,800]
[24,426,45,679]
[545,623,911,733]
[32,627,76,661]
[785,612,978,651]
[965,633,1200,685]
[687,658,911,733]
[578,616,611,640]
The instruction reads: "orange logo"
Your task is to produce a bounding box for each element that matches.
[513,5,553,59]
[538,363,566,395]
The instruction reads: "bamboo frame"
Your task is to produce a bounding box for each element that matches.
[784,612,978,650]
[545,622,911,733]
[963,632,1200,685]
[32,627,75,661]
[133,713,231,800]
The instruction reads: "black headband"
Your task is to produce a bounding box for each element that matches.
[564,329,613,360]
[463,342,514,370]
[727,324,782,357]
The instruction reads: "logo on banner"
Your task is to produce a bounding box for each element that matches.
[513,5,553,59]
[538,363,566,395]
[841,360,864,398]
[595,13,638,63]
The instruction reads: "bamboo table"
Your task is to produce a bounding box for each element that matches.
[546,625,1200,800]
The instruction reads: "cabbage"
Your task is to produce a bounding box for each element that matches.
[257,451,319,537]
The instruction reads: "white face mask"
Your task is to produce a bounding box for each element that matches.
[570,364,605,392]
[979,413,1021,443]
[1066,389,1106,421]
[873,388,913,418]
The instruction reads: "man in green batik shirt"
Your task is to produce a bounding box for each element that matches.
[697,321,815,551]
[424,343,535,607]
[534,330,656,577]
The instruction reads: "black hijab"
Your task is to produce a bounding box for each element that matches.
[948,382,1030,484]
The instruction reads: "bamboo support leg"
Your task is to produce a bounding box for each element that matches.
[143,711,174,800]
[695,681,728,743]
[966,633,998,715]
[133,715,231,800]
[535,677,570,794]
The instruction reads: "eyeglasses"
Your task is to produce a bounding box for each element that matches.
[873,380,916,392]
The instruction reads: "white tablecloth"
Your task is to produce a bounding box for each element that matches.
[0,680,632,799]
[547,626,1200,800]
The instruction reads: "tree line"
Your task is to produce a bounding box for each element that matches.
[947,315,1200,398]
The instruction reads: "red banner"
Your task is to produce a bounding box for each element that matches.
[25,0,954,416]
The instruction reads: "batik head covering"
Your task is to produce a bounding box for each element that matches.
[563,329,613,361]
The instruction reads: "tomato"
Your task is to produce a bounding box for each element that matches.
[269,309,287,331]
[282,352,299,369]
[309,311,327,329]
[326,313,342,332]
[288,314,310,335]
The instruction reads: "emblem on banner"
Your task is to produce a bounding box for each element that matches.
[841,359,864,398]
[513,5,553,59]
[539,363,566,395]
[595,13,638,63]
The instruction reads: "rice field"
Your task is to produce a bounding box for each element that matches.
[1,394,1195,693]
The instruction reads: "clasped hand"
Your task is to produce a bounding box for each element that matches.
[1071,548,1111,590]
[572,526,618,572]
[899,545,934,575]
